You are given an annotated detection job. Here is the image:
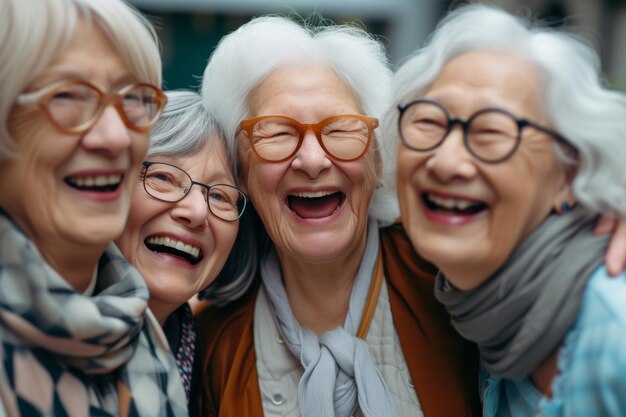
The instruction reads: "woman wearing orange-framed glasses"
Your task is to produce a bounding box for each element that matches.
[0,1,186,416]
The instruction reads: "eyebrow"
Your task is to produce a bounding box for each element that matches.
[424,93,517,116]
[30,67,136,90]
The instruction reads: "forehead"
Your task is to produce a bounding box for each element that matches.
[153,140,234,183]
[425,50,543,116]
[33,19,131,88]
[248,64,361,117]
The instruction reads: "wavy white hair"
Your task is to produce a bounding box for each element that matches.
[384,3,626,216]
[201,15,398,224]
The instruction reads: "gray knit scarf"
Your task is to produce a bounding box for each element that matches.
[260,219,398,417]
[435,208,609,380]
[0,211,188,417]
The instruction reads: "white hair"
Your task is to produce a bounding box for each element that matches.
[384,3,626,216]
[0,0,161,158]
[200,15,398,224]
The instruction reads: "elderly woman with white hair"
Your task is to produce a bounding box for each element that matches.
[392,4,626,416]
[0,0,187,416]
[195,16,480,417]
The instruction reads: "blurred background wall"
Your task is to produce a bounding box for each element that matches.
[129,0,626,91]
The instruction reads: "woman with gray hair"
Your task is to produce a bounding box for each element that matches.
[115,90,248,407]
[393,4,626,416]
[0,0,186,416]
[195,15,480,417]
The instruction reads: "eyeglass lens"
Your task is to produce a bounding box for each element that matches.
[46,83,162,130]
[143,162,244,221]
[400,101,519,161]
[249,116,371,161]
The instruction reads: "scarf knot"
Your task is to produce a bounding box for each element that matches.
[261,220,398,417]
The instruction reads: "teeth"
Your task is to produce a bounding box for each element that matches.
[69,174,122,187]
[427,194,477,210]
[291,191,335,198]
[146,236,201,258]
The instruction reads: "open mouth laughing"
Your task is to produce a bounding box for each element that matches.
[64,174,124,192]
[421,192,487,215]
[144,235,204,265]
[287,191,345,219]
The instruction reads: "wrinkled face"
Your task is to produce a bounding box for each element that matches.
[1,20,149,256]
[116,141,239,315]
[239,65,379,263]
[397,51,569,289]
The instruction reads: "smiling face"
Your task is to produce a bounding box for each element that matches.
[115,140,239,323]
[0,20,149,270]
[240,65,378,265]
[397,51,570,289]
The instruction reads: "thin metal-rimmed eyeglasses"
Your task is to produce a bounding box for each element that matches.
[17,80,168,134]
[142,161,247,222]
[398,99,570,163]
[239,114,379,162]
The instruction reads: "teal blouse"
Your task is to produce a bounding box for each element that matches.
[481,266,626,417]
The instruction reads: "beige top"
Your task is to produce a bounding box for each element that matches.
[254,279,423,417]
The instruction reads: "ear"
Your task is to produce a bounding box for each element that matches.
[552,168,577,214]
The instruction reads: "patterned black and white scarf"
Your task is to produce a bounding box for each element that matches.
[0,212,188,417]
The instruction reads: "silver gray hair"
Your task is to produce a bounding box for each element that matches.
[148,90,256,305]
[0,0,161,158]
[385,3,626,216]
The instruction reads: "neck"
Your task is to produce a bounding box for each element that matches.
[148,298,180,326]
[276,235,367,336]
[38,238,104,293]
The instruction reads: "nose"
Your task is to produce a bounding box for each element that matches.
[170,186,211,229]
[290,130,332,177]
[81,106,132,156]
[425,126,478,181]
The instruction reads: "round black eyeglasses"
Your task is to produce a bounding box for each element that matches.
[398,99,570,163]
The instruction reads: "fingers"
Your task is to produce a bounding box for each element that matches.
[603,216,626,276]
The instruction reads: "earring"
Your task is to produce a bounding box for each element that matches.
[560,202,572,213]
[559,201,578,213]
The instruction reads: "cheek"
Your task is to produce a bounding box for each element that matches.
[116,193,155,253]
[360,153,379,190]
[212,222,239,257]
[490,167,561,243]
[246,158,285,193]
[396,152,426,208]
[130,132,150,165]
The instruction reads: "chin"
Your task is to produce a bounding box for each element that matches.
[76,218,127,246]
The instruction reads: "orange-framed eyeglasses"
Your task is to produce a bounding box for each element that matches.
[16,80,168,134]
[239,114,379,162]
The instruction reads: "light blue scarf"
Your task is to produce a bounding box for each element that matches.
[260,219,398,417]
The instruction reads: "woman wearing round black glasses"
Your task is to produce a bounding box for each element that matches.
[0,1,186,416]
[116,90,248,410]
[391,4,626,416]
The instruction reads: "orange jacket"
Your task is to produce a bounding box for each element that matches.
[195,224,480,417]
